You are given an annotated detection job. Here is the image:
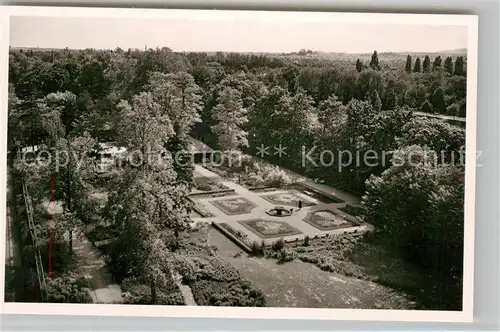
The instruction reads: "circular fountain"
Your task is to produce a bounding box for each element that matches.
[266,205,292,217]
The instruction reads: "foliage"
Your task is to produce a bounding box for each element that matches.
[44,273,92,303]
[121,278,184,305]
[116,92,173,157]
[363,145,464,309]
[271,238,285,251]
[190,279,266,307]
[211,87,249,151]
[9,47,467,309]
[249,241,266,257]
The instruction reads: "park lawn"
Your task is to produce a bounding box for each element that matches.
[207,227,414,309]
[348,240,461,310]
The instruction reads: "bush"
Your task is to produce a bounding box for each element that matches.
[45,273,92,303]
[249,241,265,256]
[122,291,185,305]
[120,277,184,305]
[303,236,310,247]
[175,255,241,283]
[86,225,120,243]
[271,238,285,251]
[262,165,292,187]
[277,249,295,264]
[190,280,266,307]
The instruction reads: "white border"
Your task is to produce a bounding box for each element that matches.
[0,5,478,323]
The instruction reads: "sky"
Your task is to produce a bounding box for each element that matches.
[10,16,468,54]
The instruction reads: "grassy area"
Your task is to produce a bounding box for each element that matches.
[173,226,266,307]
[349,236,462,310]
[209,227,413,309]
[261,232,459,310]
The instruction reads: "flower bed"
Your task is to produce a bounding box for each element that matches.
[238,219,302,239]
[260,191,317,207]
[303,210,354,231]
[209,197,257,215]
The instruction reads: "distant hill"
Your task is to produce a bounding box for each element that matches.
[436,48,467,54]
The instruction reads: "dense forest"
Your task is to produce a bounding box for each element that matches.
[7,47,466,309]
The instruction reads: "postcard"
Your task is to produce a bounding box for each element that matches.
[0,5,478,322]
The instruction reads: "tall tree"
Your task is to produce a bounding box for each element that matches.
[146,72,203,185]
[41,91,79,137]
[369,50,380,70]
[429,87,447,114]
[370,90,382,112]
[147,72,203,138]
[405,55,412,74]
[420,100,434,113]
[444,56,454,75]
[432,56,442,70]
[356,59,363,72]
[117,92,174,165]
[453,56,465,76]
[422,55,431,72]
[107,168,175,303]
[211,87,248,151]
[413,57,421,73]
[382,89,397,111]
[363,145,464,309]
[52,132,96,252]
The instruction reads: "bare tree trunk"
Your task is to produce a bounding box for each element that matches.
[150,281,157,304]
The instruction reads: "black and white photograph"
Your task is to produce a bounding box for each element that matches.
[0,6,477,322]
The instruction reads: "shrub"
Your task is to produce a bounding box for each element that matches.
[190,280,266,307]
[45,273,92,303]
[262,165,292,187]
[271,238,285,251]
[120,278,184,305]
[277,249,294,264]
[303,236,310,247]
[249,241,265,256]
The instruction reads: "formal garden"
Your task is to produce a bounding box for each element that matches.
[6,46,466,310]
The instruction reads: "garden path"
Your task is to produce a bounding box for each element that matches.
[72,229,123,303]
[45,200,123,303]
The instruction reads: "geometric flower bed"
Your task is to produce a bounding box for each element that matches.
[303,210,353,231]
[209,197,256,215]
[260,191,316,208]
[238,219,302,239]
